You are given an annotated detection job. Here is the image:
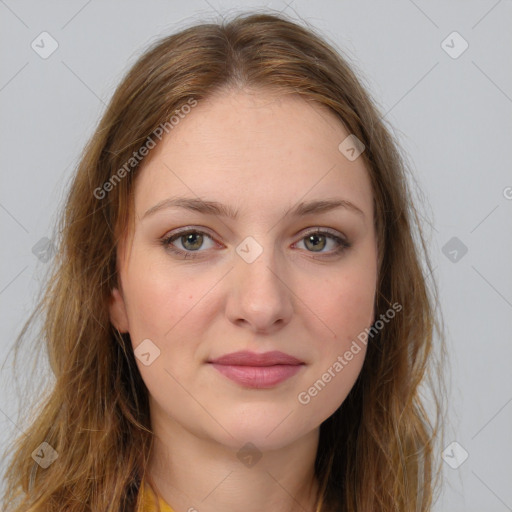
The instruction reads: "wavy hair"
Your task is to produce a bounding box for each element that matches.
[1,11,445,512]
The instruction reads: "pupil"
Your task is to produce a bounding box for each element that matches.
[183,233,203,250]
[306,234,325,252]
[180,233,327,252]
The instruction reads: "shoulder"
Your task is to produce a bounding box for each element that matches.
[136,477,175,512]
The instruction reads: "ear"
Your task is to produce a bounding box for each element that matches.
[109,287,130,333]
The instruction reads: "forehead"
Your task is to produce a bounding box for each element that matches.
[133,88,373,221]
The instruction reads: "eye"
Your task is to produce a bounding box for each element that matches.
[161,229,217,259]
[294,228,350,257]
[160,227,351,260]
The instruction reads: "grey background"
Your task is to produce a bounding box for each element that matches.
[1,1,511,510]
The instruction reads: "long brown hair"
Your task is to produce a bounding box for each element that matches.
[1,11,445,511]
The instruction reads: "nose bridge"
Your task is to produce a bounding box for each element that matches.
[227,234,293,331]
[235,234,282,297]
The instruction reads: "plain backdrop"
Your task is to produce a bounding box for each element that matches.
[1,1,511,510]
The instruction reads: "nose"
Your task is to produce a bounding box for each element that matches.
[225,241,294,334]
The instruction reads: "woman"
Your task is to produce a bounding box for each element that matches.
[1,11,445,512]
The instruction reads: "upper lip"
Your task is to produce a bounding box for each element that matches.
[209,350,304,366]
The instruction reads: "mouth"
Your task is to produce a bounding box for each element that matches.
[207,350,305,389]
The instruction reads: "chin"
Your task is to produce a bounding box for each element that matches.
[209,403,316,451]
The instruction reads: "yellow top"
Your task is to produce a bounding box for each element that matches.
[137,477,175,512]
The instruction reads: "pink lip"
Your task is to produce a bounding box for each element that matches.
[208,350,304,389]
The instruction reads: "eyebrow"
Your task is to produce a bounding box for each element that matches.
[142,196,365,220]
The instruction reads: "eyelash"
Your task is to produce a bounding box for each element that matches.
[160,227,351,260]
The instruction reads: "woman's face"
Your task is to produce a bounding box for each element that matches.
[110,88,378,451]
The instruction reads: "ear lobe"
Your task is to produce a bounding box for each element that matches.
[109,287,130,333]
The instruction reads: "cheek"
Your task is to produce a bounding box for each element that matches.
[311,259,377,346]
[306,276,373,400]
[331,275,375,337]
[295,266,375,420]
[297,244,376,413]
[119,252,224,372]
[119,256,210,386]
[120,253,199,340]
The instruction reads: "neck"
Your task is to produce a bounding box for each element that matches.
[147,408,321,512]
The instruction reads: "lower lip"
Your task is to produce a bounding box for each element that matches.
[209,363,303,388]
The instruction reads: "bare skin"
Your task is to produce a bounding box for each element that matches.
[109,88,378,512]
